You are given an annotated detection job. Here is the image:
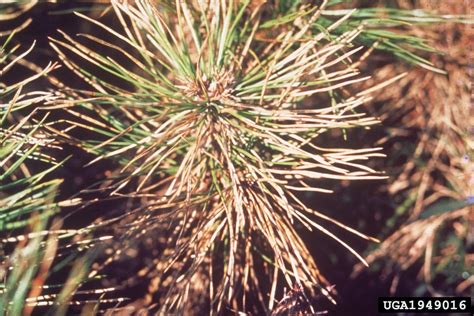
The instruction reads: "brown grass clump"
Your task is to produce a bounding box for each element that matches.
[352,0,473,297]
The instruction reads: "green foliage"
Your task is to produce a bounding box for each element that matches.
[419,197,474,219]
[0,7,100,315]
[319,5,471,72]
